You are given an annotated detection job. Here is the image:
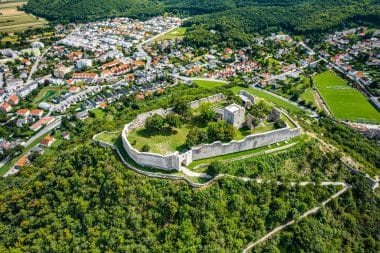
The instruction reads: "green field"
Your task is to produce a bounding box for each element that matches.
[155,27,187,41]
[0,1,48,33]
[94,131,119,145]
[300,88,317,106]
[128,126,190,155]
[314,70,380,124]
[230,86,302,113]
[192,79,227,89]
[32,87,64,105]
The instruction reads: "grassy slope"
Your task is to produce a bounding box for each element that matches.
[314,70,380,124]
[193,79,227,89]
[155,27,187,41]
[230,86,302,113]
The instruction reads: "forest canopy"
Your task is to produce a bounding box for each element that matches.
[23,0,380,46]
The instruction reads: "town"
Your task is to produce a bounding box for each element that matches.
[0,16,379,177]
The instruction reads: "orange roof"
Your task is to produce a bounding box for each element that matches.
[101,70,112,75]
[102,59,121,69]
[68,51,83,59]
[41,135,54,145]
[72,72,97,79]
[30,122,42,131]
[16,109,29,115]
[99,102,107,109]
[8,94,19,103]
[39,116,55,124]
[356,71,364,78]
[125,74,135,81]
[133,60,145,66]
[30,109,43,116]
[0,102,11,110]
[16,156,28,167]
[135,94,145,100]
[192,66,201,72]
[155,88,164,95]
[69,86,80,92]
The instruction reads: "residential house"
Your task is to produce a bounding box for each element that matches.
[30,109,44,118]
[15,156,29,169]
[40,135,55,147]
[0,102,12,112]
[8,94,19,106]
[16,109,30,117]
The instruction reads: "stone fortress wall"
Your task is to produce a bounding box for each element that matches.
[122,93,301,171]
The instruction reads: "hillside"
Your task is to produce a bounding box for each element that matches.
[0,84,379,252]
[23,0,380,45]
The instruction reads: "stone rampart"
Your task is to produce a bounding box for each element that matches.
[189,93,225,109]
[122,124,181,171]
[191,127,300,160]
[121,93,301,171]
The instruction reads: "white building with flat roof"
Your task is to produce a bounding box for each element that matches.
[223,104,246,128]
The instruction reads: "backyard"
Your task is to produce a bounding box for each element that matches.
[313,70,380,124]
[32,87,64,105]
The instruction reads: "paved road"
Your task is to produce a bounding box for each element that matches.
[0,156,10,168]
[26,46,52,84]
[23,117,61,147]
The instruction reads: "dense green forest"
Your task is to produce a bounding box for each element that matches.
[0,84,379,251]
[0,144,341,252]
[24,0,380,46]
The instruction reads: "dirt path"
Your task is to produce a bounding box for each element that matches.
[314,89,332,116]
[242,185,351,252]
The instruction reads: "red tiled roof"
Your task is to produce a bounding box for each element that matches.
[41,135,54,145]
[0,102,11,110]
[16,156,28,167]
[8,94,19,103]
[72,72,97,79]
[16,109,29,115]
[30,109,43,116]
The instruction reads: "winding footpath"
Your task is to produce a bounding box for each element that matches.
[242,184,351,253]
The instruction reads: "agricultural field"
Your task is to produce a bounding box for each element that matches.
[313,70,380,124]
[0,1,48,33]
[155,27,187,41]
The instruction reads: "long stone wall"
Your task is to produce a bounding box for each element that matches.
[121,93,301,171]
[191,127,300,160]
[122,124,181,171]
[189,93,226,109]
